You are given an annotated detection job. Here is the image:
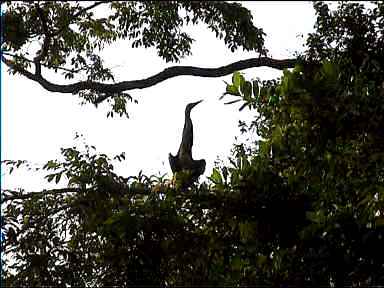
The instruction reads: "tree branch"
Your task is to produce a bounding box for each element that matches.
[2,188,82,203]
[73,1,109,19]
[2,52,84,74]
[2,56,297,103]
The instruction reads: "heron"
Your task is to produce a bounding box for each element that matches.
[169,100,206,187]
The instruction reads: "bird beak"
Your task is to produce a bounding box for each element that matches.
[191,99,203,108]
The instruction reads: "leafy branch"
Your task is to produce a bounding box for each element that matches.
[1,188,82,203]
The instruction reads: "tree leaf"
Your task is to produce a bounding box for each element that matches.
[225,99,241,105]
[252,80,259,98]
[225,84,241,96]
[241,80,252,100]
[239,102,248,111]
[55,173,62,184]
[209,168,223,184]
[232,71,245,89]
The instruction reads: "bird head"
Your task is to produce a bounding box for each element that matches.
[185,99,203,114]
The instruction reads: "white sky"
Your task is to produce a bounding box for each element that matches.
[1,1,316,191]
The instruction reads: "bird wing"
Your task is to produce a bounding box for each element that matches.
[168,153,180,173]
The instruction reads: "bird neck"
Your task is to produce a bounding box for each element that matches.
[183,113,193,140]
[177,112,194,158]
[184,112,192,125]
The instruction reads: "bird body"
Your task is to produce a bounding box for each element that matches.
[169,100,206,186]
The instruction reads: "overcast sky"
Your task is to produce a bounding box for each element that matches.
[1,1,316,191]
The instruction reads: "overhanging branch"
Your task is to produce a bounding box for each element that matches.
[2,56,297,104]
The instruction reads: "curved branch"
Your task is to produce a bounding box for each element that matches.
[2,56,298,104]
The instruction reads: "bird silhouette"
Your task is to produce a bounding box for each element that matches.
[169,100,206,187]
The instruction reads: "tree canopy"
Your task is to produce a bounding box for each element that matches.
[1,1,294,116]
[2,1,384,287]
